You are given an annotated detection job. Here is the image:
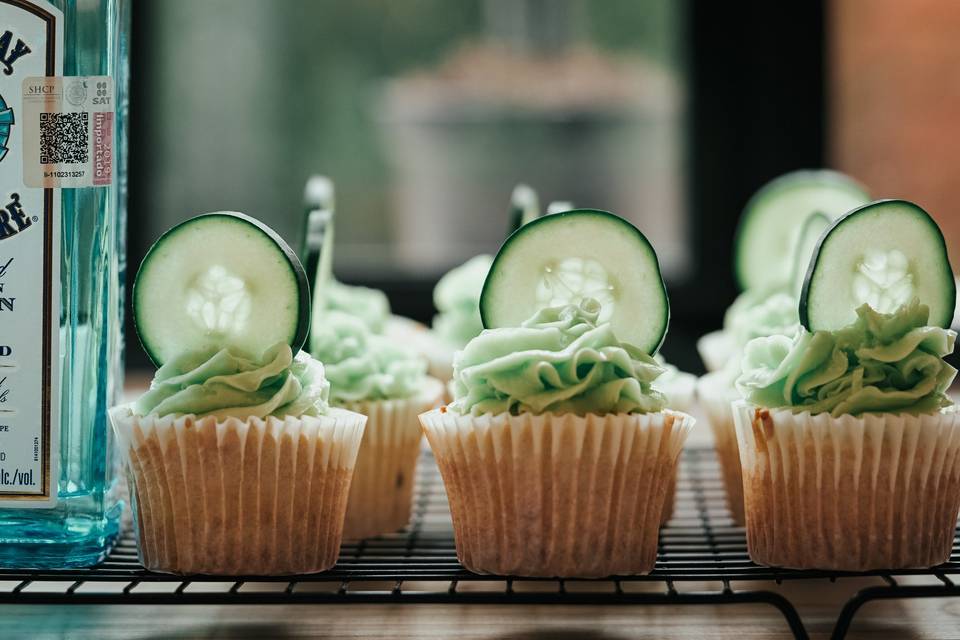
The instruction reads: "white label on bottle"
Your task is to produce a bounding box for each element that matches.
[0,0,62,508]
[22,75,114,188]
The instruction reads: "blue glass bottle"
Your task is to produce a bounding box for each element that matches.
[0,0,128,568]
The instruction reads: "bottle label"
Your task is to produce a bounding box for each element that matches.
[22,76,114,188]
[0,0,63,507]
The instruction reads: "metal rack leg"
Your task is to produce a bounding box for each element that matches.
[831,584,960,640]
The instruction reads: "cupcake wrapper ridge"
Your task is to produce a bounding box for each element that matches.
[733,401,960,571]
[110,406,366,576]
[420,408,694,577]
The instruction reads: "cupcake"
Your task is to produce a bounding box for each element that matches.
[696,289,801,525]
[427,254,494,382]
[113,212,367,575]
[652,356,697,524]
[732,199,959,570]
[418,207,694,577]
[311,311,444,539]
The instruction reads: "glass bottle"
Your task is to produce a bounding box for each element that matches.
[0,0,128,568]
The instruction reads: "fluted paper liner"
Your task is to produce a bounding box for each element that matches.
[420,409,694,577]
[339,377,445,539]
[110,407,366,575]
[657,376,696,524]
[733,401,960,570]
[698,374,745,525]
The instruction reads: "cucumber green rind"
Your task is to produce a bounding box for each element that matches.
[481,209,670,355]
[789,211,831,297]
[134,212,310,367]
[799,199,956,331]
[734,169,870,291]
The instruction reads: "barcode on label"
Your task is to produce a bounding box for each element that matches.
[39,111,89,165]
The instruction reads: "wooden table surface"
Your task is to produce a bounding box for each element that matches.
[4,377,960,639]
[4,581,960,640]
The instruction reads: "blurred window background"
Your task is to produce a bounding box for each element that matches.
[126,0,959,372]
[131,0,686,275]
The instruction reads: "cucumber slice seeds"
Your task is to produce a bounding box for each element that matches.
[134,212,310,366]
[481,209,669,355]
[735,170,870,291]
[800,199,956,331]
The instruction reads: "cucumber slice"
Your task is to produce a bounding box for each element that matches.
[481,209,669,354]
[508,183,540,236]
[134,212,310,366]
[800,199,956,331]
[735,170,869,290]
[789,212,831,296]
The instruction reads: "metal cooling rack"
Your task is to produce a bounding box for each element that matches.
[2,447,959,640]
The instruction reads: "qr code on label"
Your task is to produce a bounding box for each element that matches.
[39,112,89,164]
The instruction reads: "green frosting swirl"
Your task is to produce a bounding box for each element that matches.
[737,300,957,417]
[724,287,800,348]
[320,280,391,334]
[432,254,493,347]
[451,299,667,416]
[133,343,330,419]
[311,310,427,403]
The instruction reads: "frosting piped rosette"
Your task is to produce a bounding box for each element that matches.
[311,310,428,404]
[133,343,330,419]
[737,300,956,417]
[450,298,666,417]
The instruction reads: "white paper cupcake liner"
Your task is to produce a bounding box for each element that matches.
[661,469,678,525]
[110,406,366,576]
[656,371,697,524]
[732,401,960,570]
[696,330,735,374]
[419,408,695,577]
[338,377,445,539]
[697,373,745,525]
